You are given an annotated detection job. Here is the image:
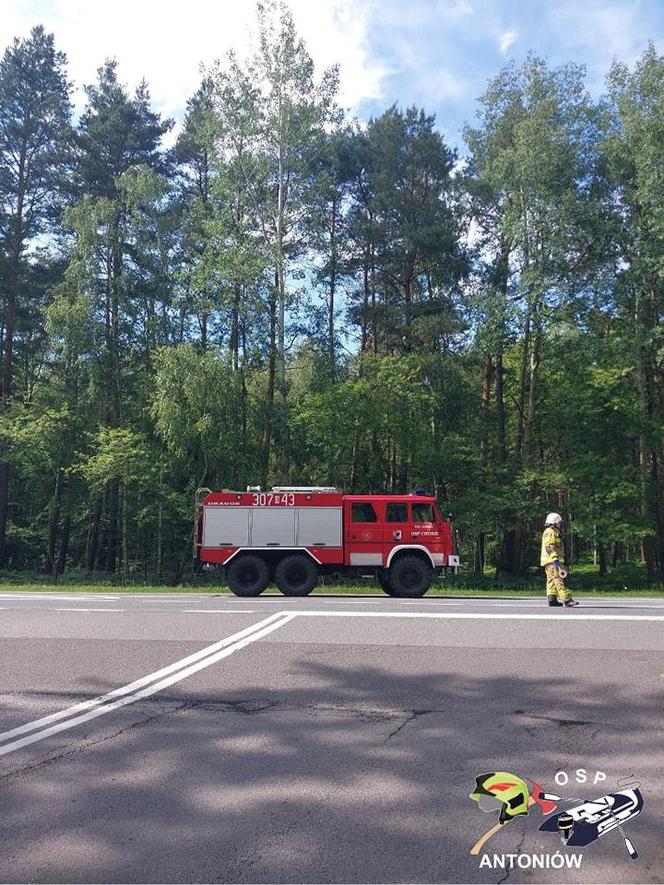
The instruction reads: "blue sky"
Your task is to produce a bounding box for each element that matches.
[4,0,664,151]
[355,0,664,148]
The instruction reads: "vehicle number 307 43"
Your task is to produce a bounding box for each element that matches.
[251,492,296,506]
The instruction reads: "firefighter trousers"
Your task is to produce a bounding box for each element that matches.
[544,564,571,602]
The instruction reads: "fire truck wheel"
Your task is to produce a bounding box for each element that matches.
[377,569,396,596]
[389,555,433,597]
[227,554,270,597]
[275,554,319,596]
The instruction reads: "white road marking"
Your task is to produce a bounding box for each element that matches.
[580,603,664,610]
[0,594,120,601]
[293,610,664,622]
[486,602,546,607]
[319,598,382,604]
[0,612,290,754]
[182,609,256,614]
[53,608,123,612]
[1,604,663,761]
[479,601,664,610]
[399,600,464,605]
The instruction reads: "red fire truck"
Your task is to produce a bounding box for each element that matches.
[194,486,459,597]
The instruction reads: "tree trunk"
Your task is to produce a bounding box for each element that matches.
[122,482,129,581]
[86,497,101,573]
[0,464,10,567]
[635,288,660,579]
[105,480,119,573]
[611,541,622,568]
[156,463,163,583]
[515,307,531,461]
[360,247,369,353]
[240,317,248,474]
[495,353,507,466]
[371,242,378,355]
[0,180,26,565]
[55,515,70,575]
[597,540,607,577]
[230,283,241,371]
[260,285,277,489]
[397,456,408,493]
[328,197,337,380]
[494,237,511,465]
[275,138,289,486]
[474,353,494,575]
[522,309,541,461]
[473,534,485,575]
[45,470,64,574]
[403,255,415,353]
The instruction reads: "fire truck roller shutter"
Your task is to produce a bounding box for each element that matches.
[296,507,342,547]
[203,507,251,547]
[251,507,296,546]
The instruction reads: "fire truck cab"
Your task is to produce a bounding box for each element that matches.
[194,486,459,597]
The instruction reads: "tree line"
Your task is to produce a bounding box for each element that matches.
[1,2,663,581]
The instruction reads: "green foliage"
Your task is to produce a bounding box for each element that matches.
[74,427,157,492]
[0,10,663,583]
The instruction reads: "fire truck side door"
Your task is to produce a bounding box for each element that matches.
[345,500,383,566]
[410,502,440,544]
[383,502,412,559]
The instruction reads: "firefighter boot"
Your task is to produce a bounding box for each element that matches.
[564,598,580,607]
[547,595,563,607]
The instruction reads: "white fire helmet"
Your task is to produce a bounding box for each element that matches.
[545,512,563,526]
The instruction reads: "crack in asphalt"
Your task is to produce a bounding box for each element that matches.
[385,708,434,741]
[0,698,444,782]
[185,696,446,726]
[0,701,188,782]
[496,827,527,885]
[512,709,600,728]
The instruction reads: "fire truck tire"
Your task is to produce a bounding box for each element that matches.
[275,554,318,596]
[389,555,433,597]
[227,554,270,597]
[377,569,396,596]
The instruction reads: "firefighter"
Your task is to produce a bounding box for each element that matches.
[541,512,579,607]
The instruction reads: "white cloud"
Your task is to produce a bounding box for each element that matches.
[545,0,660,91]
[3,0,387,121]
[499,29,518,55]
[426,67,466,101]
[290,0,387,110]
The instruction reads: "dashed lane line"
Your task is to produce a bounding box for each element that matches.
[182,609,256,613]
[319,598,382,604]
[54,608,123,612]
[398,600,463,605]
[0,593,121,599]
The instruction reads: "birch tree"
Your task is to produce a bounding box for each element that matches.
[210,0,339,483]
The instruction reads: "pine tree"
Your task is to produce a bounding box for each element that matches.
[0,25,71,564]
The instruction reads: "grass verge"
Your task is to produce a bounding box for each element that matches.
[1,579,664,597]
[0,562,662,595]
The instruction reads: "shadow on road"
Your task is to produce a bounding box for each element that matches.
[1,644,662,883]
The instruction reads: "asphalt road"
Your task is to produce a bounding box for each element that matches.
[1,591,663,884]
